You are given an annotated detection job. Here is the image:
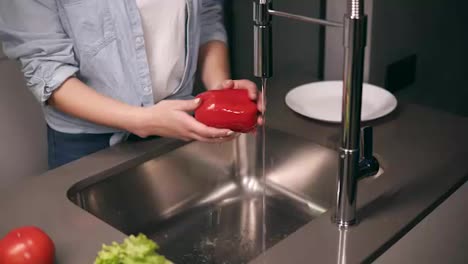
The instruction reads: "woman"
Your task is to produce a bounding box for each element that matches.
[0,0,260,169]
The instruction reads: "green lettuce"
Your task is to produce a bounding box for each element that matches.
[94,234,173,264]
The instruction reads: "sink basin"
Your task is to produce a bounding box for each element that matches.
[68,128,337,264]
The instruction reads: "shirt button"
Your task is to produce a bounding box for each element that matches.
[136,37,144,45]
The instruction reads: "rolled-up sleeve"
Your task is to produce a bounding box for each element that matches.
[0,0,78,104]
[200,0,228,46]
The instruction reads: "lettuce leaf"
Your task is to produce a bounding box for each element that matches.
[94,234,173,264]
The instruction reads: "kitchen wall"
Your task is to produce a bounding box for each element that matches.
[369,0,468,117]
[0,51,48,188]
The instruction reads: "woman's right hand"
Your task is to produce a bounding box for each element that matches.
[131,98,236,142]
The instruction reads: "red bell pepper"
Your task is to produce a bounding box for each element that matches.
[195,89,258,133]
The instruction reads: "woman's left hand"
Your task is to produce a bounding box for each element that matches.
[214,79,264,125]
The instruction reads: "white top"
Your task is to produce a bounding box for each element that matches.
[136,0,187,102]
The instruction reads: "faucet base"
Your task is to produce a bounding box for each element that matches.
[332,216,357,228]
[334,148,360,226]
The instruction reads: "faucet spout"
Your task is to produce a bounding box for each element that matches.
[333,0,377,227]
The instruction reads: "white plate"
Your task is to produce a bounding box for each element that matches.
[285,81,398,123]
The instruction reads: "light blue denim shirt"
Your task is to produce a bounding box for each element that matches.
[0,0,227,143]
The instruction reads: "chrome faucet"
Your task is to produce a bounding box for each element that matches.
[253,0,380,227]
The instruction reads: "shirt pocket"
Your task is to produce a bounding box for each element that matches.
[62,0,116,57]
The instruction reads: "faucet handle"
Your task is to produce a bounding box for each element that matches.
[359,126,380,178]
[360,126,373,160]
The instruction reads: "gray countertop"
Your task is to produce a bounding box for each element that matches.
[376,181,468,264]
[1,76,468,263]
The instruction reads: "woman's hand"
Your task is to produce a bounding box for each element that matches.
[215,79,265,125]
[132,98,236,142]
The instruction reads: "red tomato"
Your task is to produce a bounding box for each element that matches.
[0,226,55,264]
[195,89,258,133]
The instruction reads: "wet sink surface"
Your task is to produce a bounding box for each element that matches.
[68,128,337,264]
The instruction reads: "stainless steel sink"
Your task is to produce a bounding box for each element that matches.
[68,128,337,264]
